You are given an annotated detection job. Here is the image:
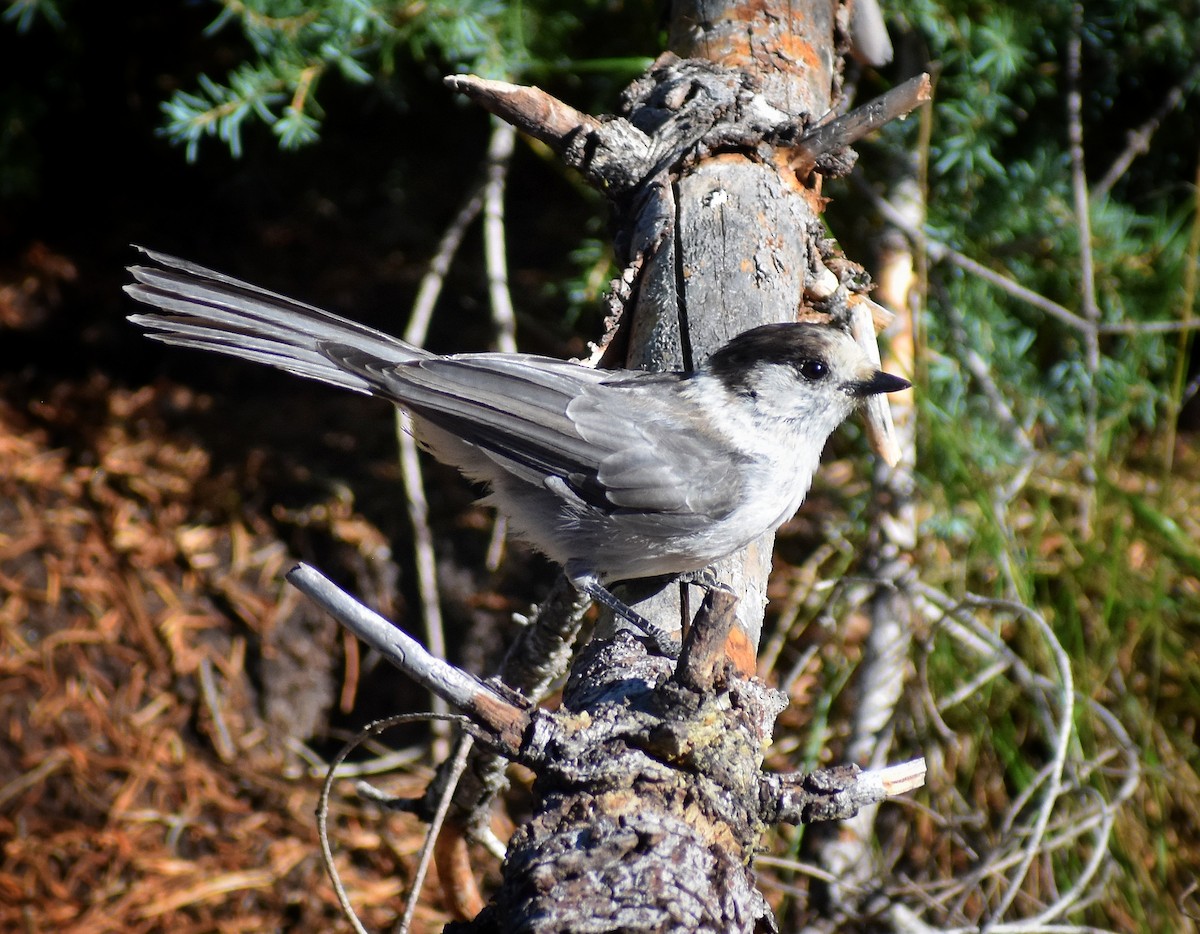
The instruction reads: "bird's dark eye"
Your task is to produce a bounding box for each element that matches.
[798,359,828,381]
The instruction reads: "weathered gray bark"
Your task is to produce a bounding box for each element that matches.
[454,600,785,933]
[617,0,844,660]
[425,590,919,933]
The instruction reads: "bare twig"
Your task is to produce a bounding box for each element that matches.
[197,655,236,762]
[1096,317,1200,334]
[863,180,1091,332]
[317,712,478,934]
[444,75,602,153]
[1092,60,1200,202]
[403,187,487,348]
[397,172,487,748]
[481,117,518,571]
[791,74,931,176]
[754,540,843,682]
[977,596,1074,922]
[766,758,927,824]
[1067,3,1102,538]
[294,741,423,780]
[1161,149,1200,473]
[908,582,1138,930]
[444,576,590,842]
[1031,704,1140,924]
[483,118,518,355]
[396,414,449,743]
[862,160,1200,340]
[397,736,474,934]
[432,733,487,921]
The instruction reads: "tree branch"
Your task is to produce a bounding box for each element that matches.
[764,759,927,824]
[789,74,932,178]
[286,563,531,753]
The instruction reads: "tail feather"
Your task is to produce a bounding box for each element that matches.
[125,247,430,395]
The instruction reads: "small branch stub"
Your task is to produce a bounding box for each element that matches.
[675,586,739,691]
[443,75,602,151]
[765,757,927,825]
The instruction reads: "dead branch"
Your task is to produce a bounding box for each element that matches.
[674,585,739,691]
[1067,3,1102,538]
[444,74,653,195]
[286,563,531,754]
[396,167,488,749]
[1092,60,1200,202]
[444,75,603,152]
[789,73,932,178]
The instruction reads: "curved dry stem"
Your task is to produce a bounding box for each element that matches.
[904,583,1136,931]
[481,117,518,570]
[396,167,488,747]
[317,712,478,934]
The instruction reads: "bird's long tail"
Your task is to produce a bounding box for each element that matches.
[125,247,430,395]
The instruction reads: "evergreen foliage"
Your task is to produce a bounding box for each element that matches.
[154,0,650,161]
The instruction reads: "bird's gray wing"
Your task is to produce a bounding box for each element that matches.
[325,347,745,525]
[125,249,744,526]
[568,384,747,523]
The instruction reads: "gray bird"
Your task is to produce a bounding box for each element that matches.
[126,248,909,639]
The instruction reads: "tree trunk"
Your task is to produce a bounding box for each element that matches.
[425,1,926,929]
[616,0,844,664]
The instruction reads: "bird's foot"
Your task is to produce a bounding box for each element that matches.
[676,566,735,597]
[575,578,682,659]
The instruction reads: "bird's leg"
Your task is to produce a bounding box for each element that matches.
[672,568,736,641]
[569,574,682,658]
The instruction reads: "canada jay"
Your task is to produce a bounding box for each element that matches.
[126,248,909,638]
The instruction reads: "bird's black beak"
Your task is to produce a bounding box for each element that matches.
[849,370,911,397]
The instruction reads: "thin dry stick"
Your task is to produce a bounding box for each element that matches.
[1097,316,1200,334]
[943,297,1031,451]
[791,74,932,176]
[1092,60,1200,202]
[754,539,840,681]
[397,736,474,934]
[915,587,1079,926]
[862,177,1200,337]
[1030,703,1139,925]
[397,175,488,751]
[316,712,479,934]
[481,117,518,571]
[483,116,518,354]
[861,180,1089,332]
[197,655,236,761]
[1161,149,1200,474]
[1067,3,1102,539]
[287,563,530,747]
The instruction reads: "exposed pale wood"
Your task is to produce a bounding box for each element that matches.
[286,563,531,753]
